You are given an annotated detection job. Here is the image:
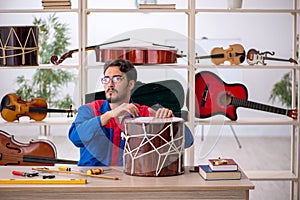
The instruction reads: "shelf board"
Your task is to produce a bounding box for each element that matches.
[86,8,189,13]
[195,64,300,70]
[196,9,299,14]
[0,64,79,70]
[195,117,299,126]
[1,8,298,15]
[0,117,74,126]
[86,64,189,69]
[85,8,300,14]
[0,9,79,14]
[245,170,298,181]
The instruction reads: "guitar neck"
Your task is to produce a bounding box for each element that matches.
[265,57,292,63]
[230,97,289,117]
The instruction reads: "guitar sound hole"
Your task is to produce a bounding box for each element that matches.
[218,92,232,108]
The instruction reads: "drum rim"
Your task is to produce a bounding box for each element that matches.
[124,116,184,124]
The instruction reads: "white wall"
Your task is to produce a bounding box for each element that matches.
[0,0,297,137]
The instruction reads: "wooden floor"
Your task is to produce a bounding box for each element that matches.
[8,125,296,200]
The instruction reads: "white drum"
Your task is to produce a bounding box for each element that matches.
[123,117,185,177]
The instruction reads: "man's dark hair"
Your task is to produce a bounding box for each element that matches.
[103,58,137,82]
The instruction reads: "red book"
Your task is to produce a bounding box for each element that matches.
[208,158,238,171]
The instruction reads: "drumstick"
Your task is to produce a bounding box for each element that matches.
[32,168,120,180]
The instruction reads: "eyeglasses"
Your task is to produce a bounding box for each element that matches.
[101,75,125,84]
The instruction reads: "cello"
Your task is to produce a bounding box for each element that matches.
[0,130,77,166]
[51,38,185,65]
[0,93,76,122]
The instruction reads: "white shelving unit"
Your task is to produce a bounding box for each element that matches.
[0,0,299,199]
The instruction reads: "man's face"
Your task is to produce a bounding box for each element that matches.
[103,66,130,103]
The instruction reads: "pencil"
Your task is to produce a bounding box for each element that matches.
[0,179,87,184]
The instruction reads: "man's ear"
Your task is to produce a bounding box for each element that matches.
[128,80,135,90]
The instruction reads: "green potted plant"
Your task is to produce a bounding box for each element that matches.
[269,35,299,107]
[15,14,76,109]
[269,71,297,107]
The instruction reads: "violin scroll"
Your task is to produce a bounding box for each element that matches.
[51,50,76,65]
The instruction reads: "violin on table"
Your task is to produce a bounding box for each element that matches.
[0,93,77,122]
[0,130,77,166]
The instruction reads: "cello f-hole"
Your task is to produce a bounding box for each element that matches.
[6,143,21,153]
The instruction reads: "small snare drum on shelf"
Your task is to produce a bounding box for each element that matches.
[0,26,39,66]
[123,117,185,177]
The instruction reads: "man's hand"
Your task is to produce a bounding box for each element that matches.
[111,103,139,118]
[149,107,173,118]
[101,103,139,126]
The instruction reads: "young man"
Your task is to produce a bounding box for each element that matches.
[69,58,193,166]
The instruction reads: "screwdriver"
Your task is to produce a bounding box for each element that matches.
[58,166,71,171]
[86,168,104,175]
[59,167,105,175]
[12,170,39,177]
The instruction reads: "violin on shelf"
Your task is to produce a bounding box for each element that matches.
[195,44,246,65]
[0,93,77,122]
[0,130,77,166]
[246,49,298,65]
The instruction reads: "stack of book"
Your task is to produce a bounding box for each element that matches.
[42,0,71,9]
[198,158,241,180]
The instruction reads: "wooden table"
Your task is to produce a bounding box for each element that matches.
[0,166,254,200]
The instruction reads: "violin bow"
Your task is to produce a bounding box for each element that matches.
[51,38,131,65]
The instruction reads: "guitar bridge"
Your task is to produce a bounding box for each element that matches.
[201,84,209,107]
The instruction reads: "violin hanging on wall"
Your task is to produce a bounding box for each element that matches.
[0,130,77,166]
[196,44,246,65]
[0,93,77,122]
[246,49,298,65]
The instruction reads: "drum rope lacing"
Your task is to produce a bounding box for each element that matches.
[123,122,185,176]
[0,27,38,65]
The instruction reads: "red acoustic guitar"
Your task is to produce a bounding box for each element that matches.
[195,71,297,121]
